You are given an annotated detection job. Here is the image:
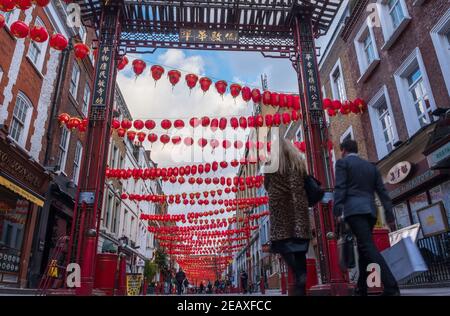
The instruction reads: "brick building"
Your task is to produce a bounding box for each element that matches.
[320,0,450,286]
[0,3,66,288]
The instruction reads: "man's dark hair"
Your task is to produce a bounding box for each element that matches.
[340,139,358,154]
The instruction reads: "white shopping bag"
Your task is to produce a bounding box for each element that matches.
[381,236,428,283]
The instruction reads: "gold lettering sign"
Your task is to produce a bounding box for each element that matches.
[179,29,239,44]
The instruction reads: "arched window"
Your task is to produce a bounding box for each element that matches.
[27,17,49,72]
[9,92,33,148]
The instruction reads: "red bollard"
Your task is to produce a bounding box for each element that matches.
[306,258,318,290]
[260,276,265,294]
[117,254,127,296]
[280,257,287,295]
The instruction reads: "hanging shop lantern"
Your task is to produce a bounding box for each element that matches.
[161,119,172,130]
[215,80,227,97]
[144,119,156,130]
[282,112,291,125]
[160,134,170,145]
[127,130,136,141]
[201,116,210,127]
[57,113,70,125]
[293,95,301,110]
[29,25,48,42]
[174,119,185,129]
[222,140,231,149]
[132,59,146,77]
[171,136,182,145]
[230,117,239,129]
[147,133,158,143]
[199,77,212,94]
[117,55,129,71]
[0,0,15,12]
[230,83,241,99]
[234,140,243,149]
[209,118,218,132]
[121,119,132,129]
[354,98,367,112]
[332,100,342,111]
[241,86,252,103]
[219,118,227,130]
[247,116,255,128]
[185,73,198,90]
[184,137,194,146]
[323,98,332,110]
[286,94,293,108]
[255,114,264,127]
[279,94,287,108]
[150,65,164,83]
[239,117,247,129]
[198,138,208,149]
[137,132,146,142]
[74,42,90,59]
[262,91,272,106]
[15,0,32,10]
[49,33,68,51]
[133,119,144,130]
[327,108,337,117]
[168,69,182,87]
[10,20,29,38]
[210,139,219,150]
[251,88,261,103]
[291,110,300,121]
[189,117,200,128]
[340,101,351,115]
[271,92,279,107]
[265,114,273,127]
[67,117,82,130]
[117,128,126,138]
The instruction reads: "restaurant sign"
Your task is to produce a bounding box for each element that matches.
[427,141,450,168]
[387,161,412,185]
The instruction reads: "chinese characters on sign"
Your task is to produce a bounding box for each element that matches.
[179,29,239,44]
[92,45,113,107]
[302,52,321,110]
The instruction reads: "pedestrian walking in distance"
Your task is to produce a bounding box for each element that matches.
[263,139,311,296]
[333,139,400,296]
[240,270,248,294]
[175,268,186,295]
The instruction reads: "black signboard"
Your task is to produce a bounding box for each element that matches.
[179,29,239,44]
[92,45,113,107]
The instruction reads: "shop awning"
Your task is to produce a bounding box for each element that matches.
[0,175,44,207]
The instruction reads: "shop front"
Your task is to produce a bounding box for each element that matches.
[0,127,50,288]
[378,122,450,286]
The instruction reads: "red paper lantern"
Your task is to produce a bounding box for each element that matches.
[0,0,15,12]
[262,91,272,106]
[185,73,198,90]
[247,116,255,128]
[215,80,227,96]
[150,65,164,83]
[199,77,212,93]
[49,33,68,51]
[210,118,218,132]
[332,100,342,110]
[189,117,200,128]
[57,113,70,125]
[174,119,184,129]
[201,116,210,127]
[160,134,170,144]
[323,98,332,110]
[327,108,337,117]
[251,88,261,103]
[265,114,273,127]
[133,119,144,130]
[230,117,239,129]
[293,95,301,110]
[29,25,48,42]
[279,94,288,108]
[171,136,182,145]
[161,119,172,130]
[67,117,81,130]
[210,139,219,150]
[117,128,126,138]
[239,117,247,129]
[132,59,146,77]
[218,118,227,130]
[340,101,351,115]
[137,132,146,142]
[241,86,252,102]
[222,140,231,149]
[230,83,241,99]
[127,130,136,141]
[168,70,181,87]
[74,43,90,59]
[147,133,157,143]
[271,92,279,107]
[121,119,132,129]
[282,112,291,125]
[349,100,360,114]
[10,21,29,38]
[286,94,293,108]
[15,0,32,10]
[234,140,243,149]
[184,137,194,146]
[198,138,208,148]
[145,119,156,130]
[117,55,129,71]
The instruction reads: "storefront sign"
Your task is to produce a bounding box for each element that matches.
[387,161,412,184]
[92,45,113,107]
[427,141,450,168]
[417,202,449,237]
[0,148,41,189]
[179,29,239,44]
[0,176,44,207]
[389,169,439,199]
[126,274,143,296]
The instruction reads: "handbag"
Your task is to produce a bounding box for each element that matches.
[304,175,325,206]
[337,221,356,272]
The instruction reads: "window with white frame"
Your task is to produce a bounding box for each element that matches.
[27,18,49,72]
[82,83,90,117]
[340,126,354,144]
[376,0,411,50]
[69,62,80,100]
[9,93,32,148]
[367,86,398,159]
[394,48,436,136]
[105,193,113,229]
[78,25,87,43]
[295,125,303,142]
[430,9,450,96]
[354,18,380,80]
[0,66,4,83]
[112,200,120,234]
[73,141,83,185]
[56,126,70,173]
[329,59,346,102]
[3,10,20,28]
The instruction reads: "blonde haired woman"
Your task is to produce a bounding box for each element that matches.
[264,138,311,296]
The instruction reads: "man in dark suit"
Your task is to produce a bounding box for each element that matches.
[333,139,399,296]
